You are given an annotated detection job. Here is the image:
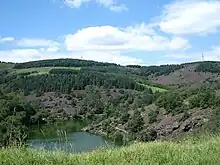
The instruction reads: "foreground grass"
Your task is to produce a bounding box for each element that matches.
[1,136,220,165]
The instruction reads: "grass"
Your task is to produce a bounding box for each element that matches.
[138,83,168,92]
[132,75,168,93]
[0,63,14,70]
[15,67,81,75]
[1,136,220,165]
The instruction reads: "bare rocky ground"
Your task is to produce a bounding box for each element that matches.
[151,63,218,88]
[83,103,210,141]
[25,92,76,114]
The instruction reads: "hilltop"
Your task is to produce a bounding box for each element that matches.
[1,59,220,146]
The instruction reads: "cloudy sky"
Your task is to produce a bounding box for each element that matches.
[1,0,220,65]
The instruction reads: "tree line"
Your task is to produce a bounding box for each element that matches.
[13,59,118,69]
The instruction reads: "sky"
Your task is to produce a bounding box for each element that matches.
[1,0,220,66]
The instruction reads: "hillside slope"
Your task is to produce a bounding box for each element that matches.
[151,62,220,88]
[1,59,220,146]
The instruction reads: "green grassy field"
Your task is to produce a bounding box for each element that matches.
[0,63,14,70]
[131,75,168,93]
[15,67,81,75]
[138,83,168,92]
[1,136,219,165]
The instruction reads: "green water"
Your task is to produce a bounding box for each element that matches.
[28,121,119,153]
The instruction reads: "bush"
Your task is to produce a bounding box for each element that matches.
[148,109,159,124]
[156,93,183,115]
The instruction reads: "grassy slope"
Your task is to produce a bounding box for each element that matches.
[1,136,220,165]
[0,63,14,70]
[139,83,168,92]
[131,75,168,92]
[15,67,81,75]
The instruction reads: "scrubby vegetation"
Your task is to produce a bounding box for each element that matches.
[2,59,220,152]
[196,61,220,73]
[0,91,48,147]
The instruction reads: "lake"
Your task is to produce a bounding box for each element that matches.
[27,120,119,153]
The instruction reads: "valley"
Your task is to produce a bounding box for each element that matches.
[1,59,220,150]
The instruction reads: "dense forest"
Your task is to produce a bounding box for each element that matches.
[0,91,49,147]
[132,64,184,76]
[13,59,118,69]
[1,59,220,147]
[196,61,220,73]
[4,69,146,95]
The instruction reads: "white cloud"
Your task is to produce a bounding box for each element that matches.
[0,49,41,63]
[46,47,60,52]
[0,37,15,43]
[0,48,144,65]
[165,46,220,62]
[169,37,191,50]
[64,0,127,12]
[0,24,190,65]
[17,38,60,48]
[109,4,128,12]
[64,0,90,8]
[65,25,190,52]
[125,23,156,36]
[16,38,60,53]
[159,0,220,35]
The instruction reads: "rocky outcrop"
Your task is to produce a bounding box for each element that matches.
[156,109,209,139]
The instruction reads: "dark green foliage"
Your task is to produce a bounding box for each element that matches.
[126,65,142,68]
[13,59,118,69]
[132,64,183,77]
[81,66,127,74]
[148,109,159,124]
[207,108,220,132]
[49,68,79,75]
[127,110,144,133]
[18,71,38,76]
[196,61,220,73]
[137,128,157,142]
[120,112,130,124]
[4,70,146,94]
[0,70,17,84]
[156,92,184,115]
[189,89,219,109]
[0,92,47,147]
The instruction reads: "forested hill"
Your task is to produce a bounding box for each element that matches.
[13,59,118,69]
[2,59,220,147]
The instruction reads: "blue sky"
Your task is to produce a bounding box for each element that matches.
[1,0,220,65]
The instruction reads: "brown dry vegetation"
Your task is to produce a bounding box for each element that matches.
[151,63,217,88]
